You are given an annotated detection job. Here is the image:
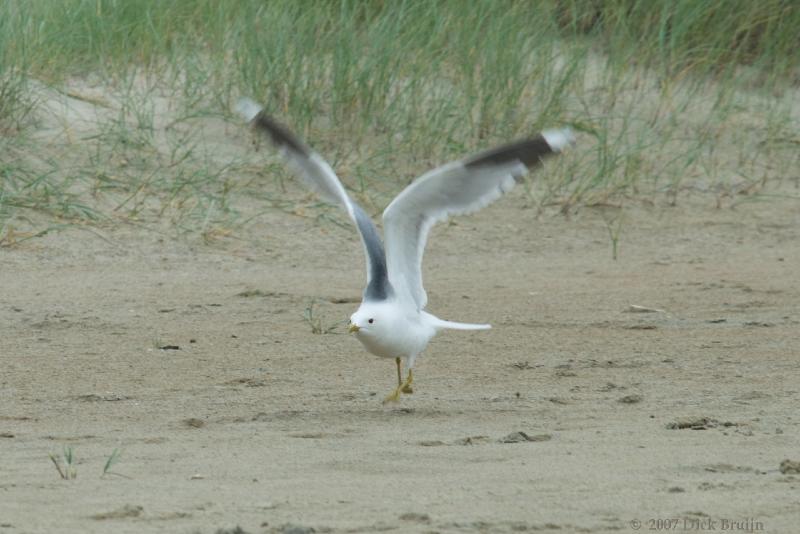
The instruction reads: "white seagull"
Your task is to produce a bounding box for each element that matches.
[236,98,574,403]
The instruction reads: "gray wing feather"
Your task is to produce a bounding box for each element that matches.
[352,205,392,300]
[237,99,392,301]
[383,131,574,309]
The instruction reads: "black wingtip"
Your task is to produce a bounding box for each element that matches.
[250,113,311,157]
[464,136,556,169]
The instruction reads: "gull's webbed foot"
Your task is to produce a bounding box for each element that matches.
[401,369,414,393]
[383,387,402,404]
[383,367,414,404]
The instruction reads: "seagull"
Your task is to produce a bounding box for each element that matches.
[236,98,574,403]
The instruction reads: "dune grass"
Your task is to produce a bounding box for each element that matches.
[0,0,798,241]
[49,446,77,480]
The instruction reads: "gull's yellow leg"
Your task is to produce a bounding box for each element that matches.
[383,359,413,403]
[401,368,413,394]
[395,357,402,386]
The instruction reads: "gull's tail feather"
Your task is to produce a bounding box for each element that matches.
[440,320,492,331]
[436,319,492,331]
[424,313,491,331]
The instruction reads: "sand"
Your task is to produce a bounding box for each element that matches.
[2,187,798,533]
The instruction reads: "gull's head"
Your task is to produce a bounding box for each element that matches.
[348,302,393,338]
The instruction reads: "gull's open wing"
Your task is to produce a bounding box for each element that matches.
[236,99,392,301]
[382,129,575,309]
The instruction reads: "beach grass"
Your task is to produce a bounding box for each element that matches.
[1,0,797,239]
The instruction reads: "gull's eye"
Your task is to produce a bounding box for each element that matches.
[368,318,374,324]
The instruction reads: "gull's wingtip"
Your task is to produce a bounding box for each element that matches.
[541,128,576,152]
[235,98,263,123]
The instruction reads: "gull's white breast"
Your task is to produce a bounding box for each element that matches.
[354,313,435,359]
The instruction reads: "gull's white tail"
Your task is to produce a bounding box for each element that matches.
[438,320,492,331]
[424,312,491,331]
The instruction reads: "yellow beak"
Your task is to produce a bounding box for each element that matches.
[348,323,360,333]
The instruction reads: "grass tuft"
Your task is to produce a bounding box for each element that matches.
[303,300,342,335]
[0,0,797,239]
[49,446,77,480]
[102,448,123,477]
